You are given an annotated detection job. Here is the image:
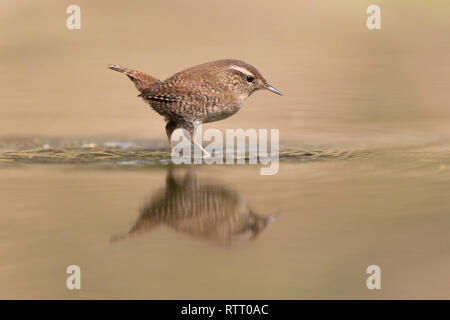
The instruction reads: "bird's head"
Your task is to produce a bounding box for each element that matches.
[211,59,283,102]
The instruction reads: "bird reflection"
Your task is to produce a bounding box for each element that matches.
[112,167,278,246]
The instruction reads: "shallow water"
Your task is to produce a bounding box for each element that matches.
[1,140,449,299]
[0,138,365,166]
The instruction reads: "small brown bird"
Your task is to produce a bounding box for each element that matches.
[108,59,282,154]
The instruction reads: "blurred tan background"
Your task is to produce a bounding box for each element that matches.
[1,0,449,147]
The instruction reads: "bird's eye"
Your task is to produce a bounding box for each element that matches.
[246,75,254,83]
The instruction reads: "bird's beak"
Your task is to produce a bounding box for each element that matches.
[264,83,283,96]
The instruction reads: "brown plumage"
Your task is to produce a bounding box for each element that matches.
[108,59,282,153]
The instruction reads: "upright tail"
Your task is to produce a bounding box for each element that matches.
[108,64,160,93]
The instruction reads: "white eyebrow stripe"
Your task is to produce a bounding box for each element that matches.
[229,65,254,77]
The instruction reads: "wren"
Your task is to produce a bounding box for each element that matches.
[108,59,282,154]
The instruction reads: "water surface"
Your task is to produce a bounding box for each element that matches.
[1,141,449,299]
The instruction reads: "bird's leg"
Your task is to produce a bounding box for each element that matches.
[191,136,210,157]
[165,121,177,153]
[187,126,210,157]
